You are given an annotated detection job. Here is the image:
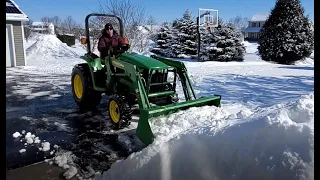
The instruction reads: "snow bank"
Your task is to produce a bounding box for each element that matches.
[96,94,314,180]
[21,34,84,74]
[243,41,259,54]
[295,57,314,66]
[26,34,79,63]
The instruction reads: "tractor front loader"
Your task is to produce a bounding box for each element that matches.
[71,13,222,145]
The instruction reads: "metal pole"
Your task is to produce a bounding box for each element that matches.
[85,13,124,54]
[197,17,200,62]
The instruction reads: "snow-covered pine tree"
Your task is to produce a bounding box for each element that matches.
[150,22,174,57]
[170,19,184,58]
[199,28,215,61]
[211,24,245,61]
[258,0,314,64]
[200,21,245,62]
[171,9,198,59]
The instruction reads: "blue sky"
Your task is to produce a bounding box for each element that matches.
[14,0,314,26]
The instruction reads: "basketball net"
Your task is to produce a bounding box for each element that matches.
[206,21,215,33]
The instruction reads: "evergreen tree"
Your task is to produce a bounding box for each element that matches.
[150,23,174,57]
[199,29,214,61]
[258,0,314,64]
[200,23,245,62]
[171,9,198,58]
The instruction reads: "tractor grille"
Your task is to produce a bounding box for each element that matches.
[149,71,168,93]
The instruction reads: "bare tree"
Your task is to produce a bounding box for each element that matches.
[147,15,157,32]
[49,16,62,33]
[86,16,107,52]
[41,16,51,34]
[23,19,34,42]
[61,16,78,34]
[72,24,85,40]
[95,0,148,52]
[228,15,249,33]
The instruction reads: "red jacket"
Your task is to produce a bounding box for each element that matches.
[98,32,121,58]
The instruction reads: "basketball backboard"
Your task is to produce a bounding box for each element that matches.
[198,8,218,28]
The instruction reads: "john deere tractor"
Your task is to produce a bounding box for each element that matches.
[71,13,222,145]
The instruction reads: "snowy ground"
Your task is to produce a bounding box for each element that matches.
[6,34,313,179]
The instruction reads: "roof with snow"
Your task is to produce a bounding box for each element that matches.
[6,0,29,21]
[32,22,54,26]
[249,13,269,22]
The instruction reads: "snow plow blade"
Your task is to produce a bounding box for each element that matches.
[136,95,221,145]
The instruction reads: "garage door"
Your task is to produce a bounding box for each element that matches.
[6,26,13,67]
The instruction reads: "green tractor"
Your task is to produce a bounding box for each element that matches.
[71,13,222,145]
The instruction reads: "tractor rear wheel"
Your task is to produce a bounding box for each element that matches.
[71,63,101,111]
[108,94,132,129]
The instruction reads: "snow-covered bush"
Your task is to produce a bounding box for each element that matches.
[258,0,314,65]
[150,23,174,57]
[171,9,198,59]
[200,24,245,62]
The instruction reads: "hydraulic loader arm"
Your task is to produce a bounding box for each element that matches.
[110,59,151,110]
[150,55,197,101]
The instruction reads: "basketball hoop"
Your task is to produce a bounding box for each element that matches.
[197,8,219,61]
[206,21,215,33]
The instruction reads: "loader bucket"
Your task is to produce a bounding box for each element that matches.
[136,95,221,145]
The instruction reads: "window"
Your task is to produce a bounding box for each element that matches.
[252,22,256,27]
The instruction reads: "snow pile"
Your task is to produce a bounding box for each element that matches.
[243,41,259,54]
[295,58,314,66]
[96,94,314,180]
[26,34,79,63]
[45,149,79,179]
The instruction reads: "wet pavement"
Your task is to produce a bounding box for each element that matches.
[6,69,146,177]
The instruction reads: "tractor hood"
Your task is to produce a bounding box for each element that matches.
[118,53,170,69]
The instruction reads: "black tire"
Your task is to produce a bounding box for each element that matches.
[108,94,132,129]
[71,63,101,111]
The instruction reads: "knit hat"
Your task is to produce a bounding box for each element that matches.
[104,23,113,30]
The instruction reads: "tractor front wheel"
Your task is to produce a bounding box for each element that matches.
[71,64,101,111]
[108,94,132,129]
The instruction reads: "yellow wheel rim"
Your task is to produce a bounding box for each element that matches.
[74,74,83,99]
[109,100,120,123]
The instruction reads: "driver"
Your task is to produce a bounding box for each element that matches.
[98,23,121,59]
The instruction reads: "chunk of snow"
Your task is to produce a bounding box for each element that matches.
[96,94,314,180]
[41,142,50,151]
[25,137,34,144]
[34,137,41,144]
[63,166,78,179]
[19,149,26,153]
[63,164,70,169]
[53,150,76,168]
[13,132,21,138]
[236,109,253,119]
[24,132,36,144]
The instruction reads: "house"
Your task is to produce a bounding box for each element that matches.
[31,22,55,34]
[6,0,29,67]
[244,13,269,41]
